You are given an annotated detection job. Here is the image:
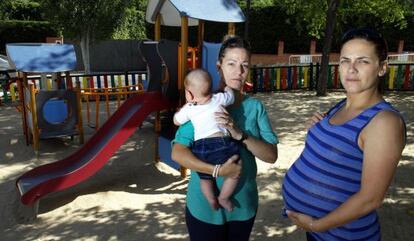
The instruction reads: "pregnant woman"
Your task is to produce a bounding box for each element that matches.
[282,27,406,241]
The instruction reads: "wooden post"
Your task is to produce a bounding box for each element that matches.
[104,88,110,119]
[95,92,100,129]
[29,83,39,153]
[85,93,91,126]
[179,16,189,177]
[75,80,84,144]
[180,16,189,106]
[56,72,62,89]
[155,14,161,41]
[228,22,236,35]
[154,112,161,163]
[18,74,29,145]
[65,71,73,89]
[197,20,205,68]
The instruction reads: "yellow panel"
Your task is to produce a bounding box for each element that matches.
[389,66,395,90]
[10,83,16,101]
[303,67,308,88]
[276,68,281,90]
[82,77,88,88]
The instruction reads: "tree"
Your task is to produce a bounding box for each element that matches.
[1,0,43,21]
[112,0,147,40]
[317,0,339,96]
[244,0,251,41]
[0,0,12,20]
[41,0,131,73]
[276,0,408,95]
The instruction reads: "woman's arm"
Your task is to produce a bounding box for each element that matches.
[234,132,278,164]
[171,143,242,178]
[288,111,406,232]
[216,107,278,164]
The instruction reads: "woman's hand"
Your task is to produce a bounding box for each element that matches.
[215,106,277,163]
[219,154,241,178]
[286,210,318,232]
[216,106,278,164]
[305,112,326,130]
[215,107,243,140]
[172,144,241,178]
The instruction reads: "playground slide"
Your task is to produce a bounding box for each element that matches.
[16,91,174,206]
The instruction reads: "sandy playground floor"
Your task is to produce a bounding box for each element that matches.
[0,91,413,241]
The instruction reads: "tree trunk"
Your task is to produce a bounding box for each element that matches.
[316,0,339,96]
[80,29,91,74]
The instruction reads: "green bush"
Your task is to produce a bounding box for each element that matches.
[0,20,57,54]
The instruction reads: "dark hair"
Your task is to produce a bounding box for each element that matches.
[341,27,388,61]
[341,27,388,93]
[218,35,251,63]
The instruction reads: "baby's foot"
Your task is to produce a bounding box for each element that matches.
[218,197,233,212]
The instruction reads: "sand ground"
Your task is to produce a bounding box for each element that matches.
[0,91,412,241]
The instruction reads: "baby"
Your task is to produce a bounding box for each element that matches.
[173,68,240,211]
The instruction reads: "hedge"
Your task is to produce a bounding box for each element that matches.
[0,20,57,54]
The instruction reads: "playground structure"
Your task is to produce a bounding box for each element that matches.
[12,0,246,209]
[145,0,246,176]
[16,91,174,206]
[146,0,245,86]
[80,72,146,129]
[6,43,84,153]
[15,38,179,208]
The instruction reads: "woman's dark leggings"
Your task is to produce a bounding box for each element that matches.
[185,207,255,241]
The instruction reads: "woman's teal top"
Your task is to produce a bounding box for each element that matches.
[173,95,278,224]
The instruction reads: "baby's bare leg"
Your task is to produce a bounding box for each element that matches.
[200,179,219,210]
[218,177,238,212]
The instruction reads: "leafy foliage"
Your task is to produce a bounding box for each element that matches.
[0,20,56,54]
[112,0,147,40]
[40,0,131,42]
[276,0,408,39]
[237,0,274,8]
[2,0,414,54]
[0,1,58,54]
[1,0,42,21]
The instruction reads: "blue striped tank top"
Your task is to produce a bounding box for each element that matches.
[282,99,401,241]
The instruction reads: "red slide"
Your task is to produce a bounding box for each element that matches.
[16,91,174,206]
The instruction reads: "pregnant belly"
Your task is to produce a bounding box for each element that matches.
[282,161,357,218]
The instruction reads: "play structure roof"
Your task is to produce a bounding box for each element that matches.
[6,43,77,73]
[146,0,245,26]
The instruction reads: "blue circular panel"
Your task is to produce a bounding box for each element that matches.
[43,99,68,124]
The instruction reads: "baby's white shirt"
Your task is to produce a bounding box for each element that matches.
[174,87,234,140]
